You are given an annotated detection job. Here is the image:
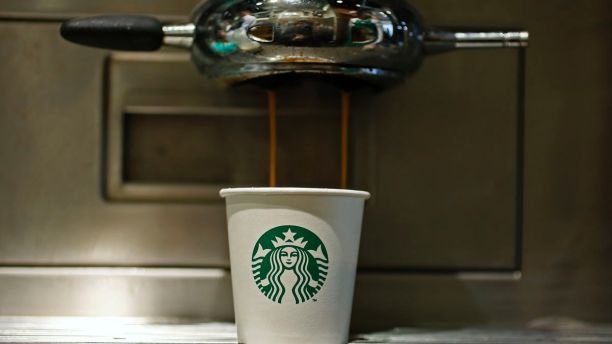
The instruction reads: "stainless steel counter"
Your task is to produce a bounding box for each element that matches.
[2,317,612,344]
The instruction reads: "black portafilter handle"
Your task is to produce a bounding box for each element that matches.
[60,15,164,51]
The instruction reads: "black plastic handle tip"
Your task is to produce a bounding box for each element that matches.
[60,15,163,51]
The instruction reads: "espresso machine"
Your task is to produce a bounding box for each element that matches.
[6,0,612,342]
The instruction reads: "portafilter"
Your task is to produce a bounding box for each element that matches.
[60,0,528,88]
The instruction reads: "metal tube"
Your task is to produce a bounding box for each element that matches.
[162,23,195,48]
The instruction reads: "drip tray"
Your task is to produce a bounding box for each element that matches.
[1,317,612,343]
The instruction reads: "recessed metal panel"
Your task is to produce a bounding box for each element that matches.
[105,53,344,201]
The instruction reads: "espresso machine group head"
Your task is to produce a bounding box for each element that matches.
[61,0,528,89]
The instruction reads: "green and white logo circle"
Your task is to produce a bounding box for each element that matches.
[252,225,329,304]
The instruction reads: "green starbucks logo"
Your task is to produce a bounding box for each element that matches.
[252,225,328,304]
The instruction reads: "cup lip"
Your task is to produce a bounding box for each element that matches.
[220,187,370,199]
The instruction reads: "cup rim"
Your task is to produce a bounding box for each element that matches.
[220,187,370,199]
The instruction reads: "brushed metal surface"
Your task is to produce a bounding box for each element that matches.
[0,317,237,343]
[2,317,612,344]
[0,267,608,331]
[0,23,229,267]
[353,326,612,343]
[0,268,233,319]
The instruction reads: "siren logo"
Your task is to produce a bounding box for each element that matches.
[252,225,328,304]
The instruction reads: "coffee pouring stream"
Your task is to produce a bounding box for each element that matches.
[60,0,528,89]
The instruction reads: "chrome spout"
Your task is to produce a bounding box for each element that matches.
[423,28,529,54]
[163,23,195,48]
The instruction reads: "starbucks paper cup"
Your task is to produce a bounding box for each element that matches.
[220,187,370,344]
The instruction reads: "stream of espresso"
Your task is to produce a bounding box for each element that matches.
[266,89,349,188]
[268,90,277,187]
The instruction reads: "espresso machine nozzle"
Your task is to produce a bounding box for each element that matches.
[60,0,528,88]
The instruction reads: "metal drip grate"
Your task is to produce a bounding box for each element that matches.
[2,317,612,344]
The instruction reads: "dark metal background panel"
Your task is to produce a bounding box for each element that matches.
[513,0,612,325]
[353,0,612,327]
[353,47,520,270]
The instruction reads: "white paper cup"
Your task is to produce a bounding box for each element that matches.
[220,187,370,344]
